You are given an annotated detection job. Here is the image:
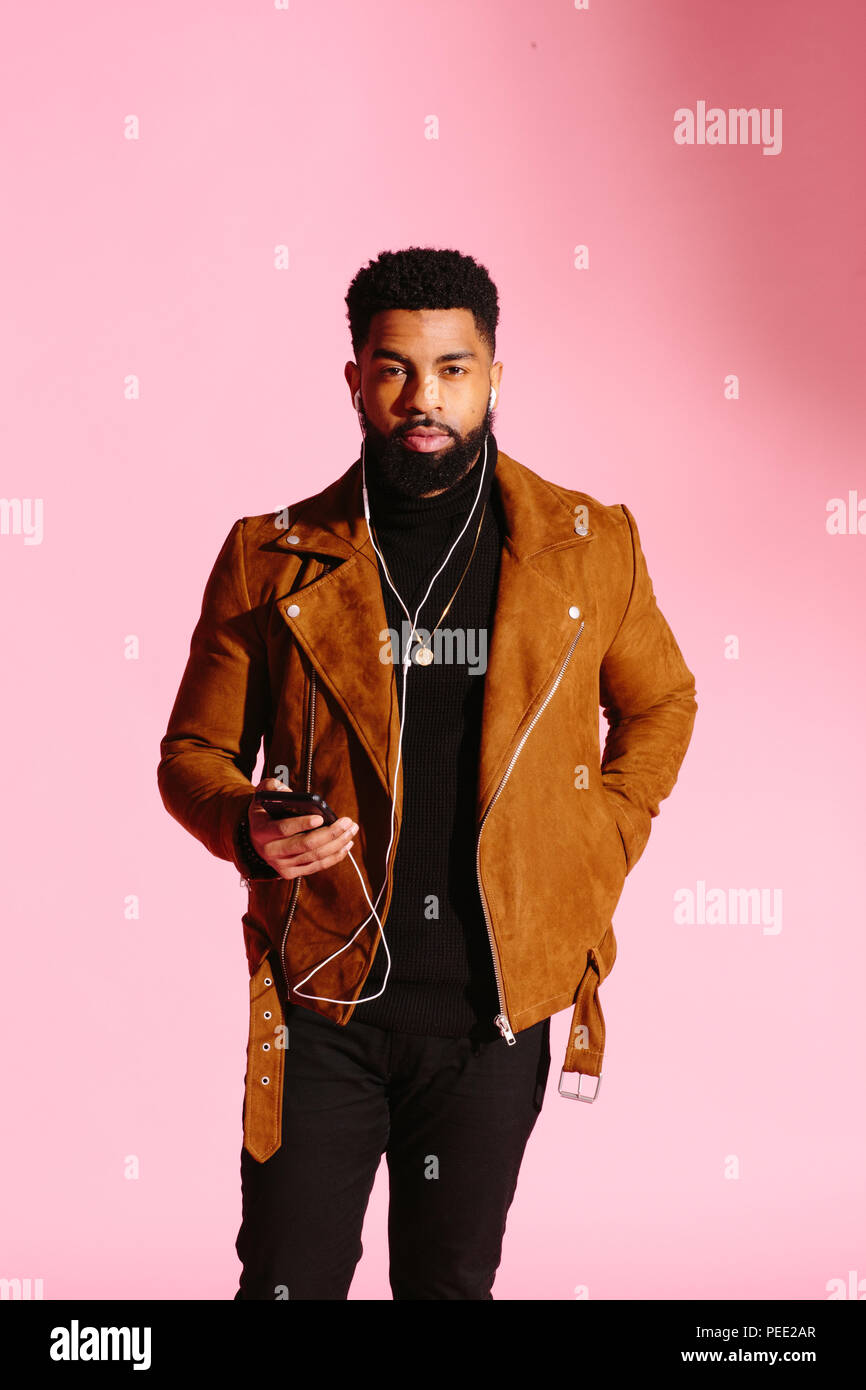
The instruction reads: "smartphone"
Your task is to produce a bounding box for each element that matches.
[253,787,339,825]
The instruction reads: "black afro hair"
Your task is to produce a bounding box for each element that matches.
[345,246,500,363]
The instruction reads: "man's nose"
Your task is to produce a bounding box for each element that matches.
[403,376,441,414]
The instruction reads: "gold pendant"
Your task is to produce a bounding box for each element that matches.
[414,645,434,666]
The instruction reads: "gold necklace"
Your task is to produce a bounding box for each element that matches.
[371,497,488,666]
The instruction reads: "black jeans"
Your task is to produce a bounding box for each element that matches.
[234,1002,551,1300]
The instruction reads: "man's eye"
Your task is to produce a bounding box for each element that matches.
[380,365,467,377]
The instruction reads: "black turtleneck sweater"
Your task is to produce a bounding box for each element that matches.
[350,433,504,1042]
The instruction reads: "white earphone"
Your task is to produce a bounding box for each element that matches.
[292,396,493,1005]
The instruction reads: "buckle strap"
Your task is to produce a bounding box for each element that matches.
[559,942,609,1104]
[243,953,285,1161]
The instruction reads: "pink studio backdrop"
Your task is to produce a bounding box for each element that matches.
[1,0,864,1301]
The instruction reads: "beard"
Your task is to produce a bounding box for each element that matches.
[360,406,495,499]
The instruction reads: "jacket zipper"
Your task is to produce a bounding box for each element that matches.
[279,666,317,999]
[476,620,586,1045]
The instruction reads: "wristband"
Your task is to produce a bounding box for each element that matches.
[236,808,278,877]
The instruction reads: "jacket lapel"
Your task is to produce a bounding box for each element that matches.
[272,459,400,804]
[474,450,596,816]
[273,445,596,823]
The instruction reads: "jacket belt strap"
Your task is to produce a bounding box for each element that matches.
[558,941,609,1103]
[243,952,285,1162]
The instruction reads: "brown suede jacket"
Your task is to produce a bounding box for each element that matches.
[157,445,698,1160]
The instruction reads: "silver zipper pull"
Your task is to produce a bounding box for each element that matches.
[495,1014,516,1045]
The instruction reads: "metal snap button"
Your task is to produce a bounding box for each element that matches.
[263,1010,272,1020]
[569,605,581,619]
[263,977,272,987]
[574,521,588,535]
[261,1076,270,1085]
[287,534,300,544]
[262,1042,270,1051]
[286,604,300,618]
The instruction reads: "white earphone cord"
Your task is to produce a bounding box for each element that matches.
[292,389,495,1003]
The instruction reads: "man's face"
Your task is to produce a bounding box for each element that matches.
[345,308,502,498]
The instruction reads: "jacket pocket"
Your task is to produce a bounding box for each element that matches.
[601,789,629,875]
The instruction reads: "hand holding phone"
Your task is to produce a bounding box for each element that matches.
[247,778,359,881]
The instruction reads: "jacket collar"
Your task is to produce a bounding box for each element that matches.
[274,440,596,819]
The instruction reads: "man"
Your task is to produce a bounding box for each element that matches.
[157,246,698,1300]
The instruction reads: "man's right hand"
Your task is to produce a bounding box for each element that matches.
[247,777,359,881]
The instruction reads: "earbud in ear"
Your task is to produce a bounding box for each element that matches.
[354,388,366,436]
[489,386,497,409]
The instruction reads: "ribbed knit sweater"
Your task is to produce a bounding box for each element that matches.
[350,432,504,1042]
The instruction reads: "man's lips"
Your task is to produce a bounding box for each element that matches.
[402,429,451,453]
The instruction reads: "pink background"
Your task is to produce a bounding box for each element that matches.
[1,0,864,1300]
